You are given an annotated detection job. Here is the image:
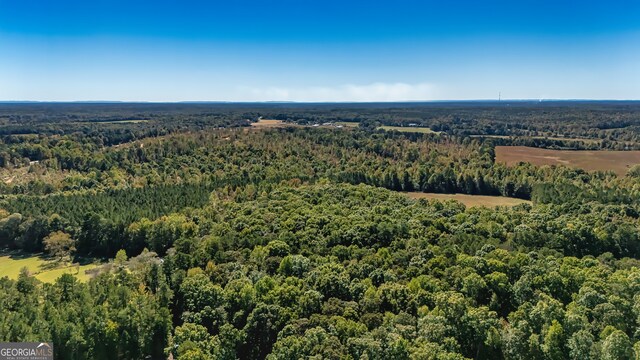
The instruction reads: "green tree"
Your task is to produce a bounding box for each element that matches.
[243,304,291,360]
[602,330,633,360]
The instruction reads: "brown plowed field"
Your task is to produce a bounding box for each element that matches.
[405,192,530,207]
[496,146,640,176]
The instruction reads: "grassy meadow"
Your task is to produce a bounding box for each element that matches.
[0,252,101,283]
[378,125,439,134]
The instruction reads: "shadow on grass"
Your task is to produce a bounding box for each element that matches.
[1,250,46,260]
[73,257,96,266]
[39,260,62,271]
[1,249,100,273]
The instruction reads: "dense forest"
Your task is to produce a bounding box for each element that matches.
[2,102,640,359]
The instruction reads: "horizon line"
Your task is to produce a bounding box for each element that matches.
[1,99,639,104]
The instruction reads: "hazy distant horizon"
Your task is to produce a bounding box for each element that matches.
[1,1,638,102]
[1,99,639,104]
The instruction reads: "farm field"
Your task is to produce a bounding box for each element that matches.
[378,125,438,134]
[496,145,640,176]
[0,253,100,283]
[404,192,530,207]
[469,134,602,143]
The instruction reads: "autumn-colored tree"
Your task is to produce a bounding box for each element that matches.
[43,231,76,262]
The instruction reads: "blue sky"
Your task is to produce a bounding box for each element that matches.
[1,0,639,101]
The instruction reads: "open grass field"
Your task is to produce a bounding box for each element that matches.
[378,125,438,134]
[0,253,101,283]
[95,119,150,124]
[0,164,87,189]
[496,146,640,176]
[250,119,292,128]
[335,122,359,128]
[252,119,355,129]
[405,192,531,207]
[70,119,151,124]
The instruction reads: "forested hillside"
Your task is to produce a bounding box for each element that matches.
[2,103,640,359]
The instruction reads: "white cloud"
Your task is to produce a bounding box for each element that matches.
[237,82,437,102]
